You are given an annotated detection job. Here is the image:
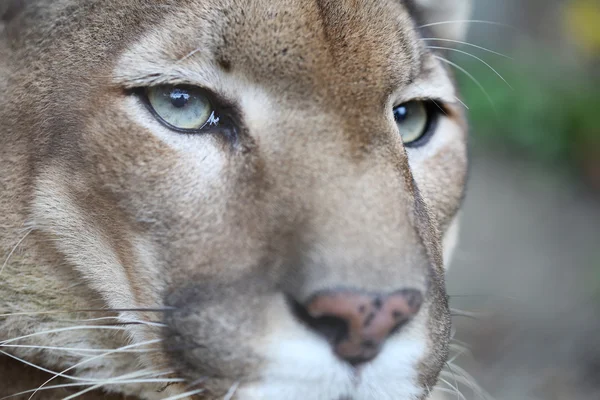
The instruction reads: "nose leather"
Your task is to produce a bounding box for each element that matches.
[305,289,423,364]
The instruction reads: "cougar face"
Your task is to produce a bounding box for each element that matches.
[0,1,470,399]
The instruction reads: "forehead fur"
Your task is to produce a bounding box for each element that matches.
[7,0,425,100]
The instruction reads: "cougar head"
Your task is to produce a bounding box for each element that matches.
[0,0,470,399]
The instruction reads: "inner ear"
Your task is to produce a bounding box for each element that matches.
[410,0,472,42]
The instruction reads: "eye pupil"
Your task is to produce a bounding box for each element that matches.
[393,105,408,123]
[170,89,190,109]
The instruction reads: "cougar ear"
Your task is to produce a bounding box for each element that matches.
[410,0,472,42]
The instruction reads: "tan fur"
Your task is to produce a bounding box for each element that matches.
[1,1,470,399]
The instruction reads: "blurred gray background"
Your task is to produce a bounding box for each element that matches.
[443,0,600,399]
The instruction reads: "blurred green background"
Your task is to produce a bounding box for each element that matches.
[456,0,600,189]
[441,1,600,399]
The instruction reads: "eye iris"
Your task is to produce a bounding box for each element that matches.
[170,89,190,109]
[146,85,215,131]
[393,101,430,145]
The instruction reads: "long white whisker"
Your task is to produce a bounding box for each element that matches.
[185,377,207,390]
[223,381,240,400]
[427,46,513,90]
[441,365,495,400]
[0,308,173,318]
[413,82,467,111]
[438,377,467,400]
[435,387,470,398]
[448,343,472,363]
[450,95,469,110]
[62,378,185,400]
[450,308,488,319]
[28,339,163,399]
[1,344,162,354]
[421,38,513,59]
[2,373,179,400]
[55,316,167,328]
[1,383,92,399]
[0,325,129,345]
[445,361,462,400]
[179,48,202,62]
[419,20,515,30]
[434,56,497,115]
[56,370,174,400]
[0,229,33,276]
[0,350,89,383]
[161,389,205,400]
[0,350,170,386]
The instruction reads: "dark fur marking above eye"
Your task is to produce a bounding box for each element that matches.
[218,56,232,72]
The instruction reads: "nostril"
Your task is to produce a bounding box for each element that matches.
[288,296,350,345]
[287,289,423,366]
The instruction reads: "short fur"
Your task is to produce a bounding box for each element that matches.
[0,1,470,399]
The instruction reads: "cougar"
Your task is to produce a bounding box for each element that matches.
[0,0,471,399]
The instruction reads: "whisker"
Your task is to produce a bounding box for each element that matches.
[61,377,185,400]
[0,350,89,383]
[427,45,513,90]
[419,20,515,30]
[223,381,241,400]
[185,378,207,390]
[0,325,129,345]
[161,389,205,400]
[0,229,33,276]
[0,308,175,318]
[435,387,470,399]
[441,365,495,400]
[76,321,168,328]
[28,339,163,399]
[444,361,462,400]
[434,56,497,115]
[421,38,513,59]
[414,82,468,110]
[438,377,467,400]
[431,99,449,116]
[450,337,471,349]
[448,343,472,364]
[449,293,522,303]
[450,95,469,110]
[1,373,180,400]
[53,370,173,400]
[450,308,488,319]
[53,316,167,328]
[1,383,91,400]
[1,344,163,354]
[178,48,202,63]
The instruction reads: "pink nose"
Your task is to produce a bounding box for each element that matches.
[302,289,423,365]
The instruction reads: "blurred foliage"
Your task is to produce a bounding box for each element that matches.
[455,0,600,188]
[455,54,600,185]
[565,0,600,54]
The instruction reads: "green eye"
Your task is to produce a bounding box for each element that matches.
[146,86,217,131]
[393,101,431,145]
